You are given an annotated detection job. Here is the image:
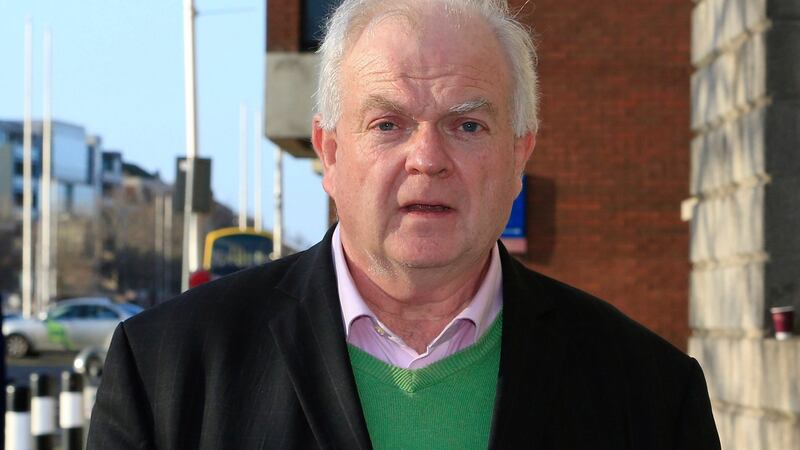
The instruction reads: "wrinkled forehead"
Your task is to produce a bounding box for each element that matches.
[343,1,488,59]
[339,7,513,107]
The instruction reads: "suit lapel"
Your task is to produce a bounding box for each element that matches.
[488,244,572,449]
[269,228,372,450]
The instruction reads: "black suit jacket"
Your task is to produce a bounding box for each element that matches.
[88,228,720,449]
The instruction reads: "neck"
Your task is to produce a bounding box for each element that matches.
[343,245,492,354]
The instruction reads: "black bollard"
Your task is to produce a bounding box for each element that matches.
[5,384,32,450]
[60,372,83,450]
[30,373,56,450]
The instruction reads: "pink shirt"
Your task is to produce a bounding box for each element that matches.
[332,226,503,369]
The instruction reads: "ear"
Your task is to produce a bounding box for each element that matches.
[312,114,338,198]
[512,132,535,195]
[513,131,536,176]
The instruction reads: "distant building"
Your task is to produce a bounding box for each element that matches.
[0,120,102,301]
[99,157,240,305]
[100,151,124,197]
[97,158,176,304]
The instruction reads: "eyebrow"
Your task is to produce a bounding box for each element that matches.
[360,95,405,119]
[358,95,497,120]
[448,98,496,116]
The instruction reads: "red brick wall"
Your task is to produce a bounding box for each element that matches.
[513,0,692,349]
[267,0,301,51]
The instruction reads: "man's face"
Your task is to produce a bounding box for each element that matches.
[314,10,535,274]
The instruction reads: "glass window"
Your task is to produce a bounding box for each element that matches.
[87,306,120,320]
[13,192,37,209]
[52,124,89,183]
[49,305,85,320]
[210,234,273,276]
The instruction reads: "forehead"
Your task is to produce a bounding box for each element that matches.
[340,8,512,112]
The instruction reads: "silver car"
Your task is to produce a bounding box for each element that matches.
[3,297,143,358]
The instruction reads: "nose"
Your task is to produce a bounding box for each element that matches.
[404,124,453,177]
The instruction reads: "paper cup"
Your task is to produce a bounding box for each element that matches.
[770,306,794,340]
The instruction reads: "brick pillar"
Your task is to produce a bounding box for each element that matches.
[688,0,800,447]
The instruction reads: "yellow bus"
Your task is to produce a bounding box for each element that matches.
[190,227,274,288]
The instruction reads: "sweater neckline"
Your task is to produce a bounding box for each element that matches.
[347,312,503,393]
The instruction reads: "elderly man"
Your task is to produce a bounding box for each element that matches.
[88,0,721,448]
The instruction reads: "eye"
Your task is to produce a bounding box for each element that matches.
[459,121,482,133]
[377,121,398,131]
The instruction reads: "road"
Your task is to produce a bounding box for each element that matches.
[6,351,77,386]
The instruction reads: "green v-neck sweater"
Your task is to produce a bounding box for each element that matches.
[347,313,502,450]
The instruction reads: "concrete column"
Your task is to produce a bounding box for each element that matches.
[689,0,800,447]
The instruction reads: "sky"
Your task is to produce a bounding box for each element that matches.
[0,0,328,249]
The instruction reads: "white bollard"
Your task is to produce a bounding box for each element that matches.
[30,373,56,450]
[60,372,83,450]
[5,384,32,450]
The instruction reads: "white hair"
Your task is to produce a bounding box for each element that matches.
[314,0,539,137]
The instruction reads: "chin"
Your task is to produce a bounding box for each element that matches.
[397,257,450,269]
[390,246,461,270]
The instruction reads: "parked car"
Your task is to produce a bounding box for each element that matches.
[3,297,143,358]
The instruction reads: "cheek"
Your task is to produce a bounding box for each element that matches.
[336,151,392,209]
[471,165,519,221]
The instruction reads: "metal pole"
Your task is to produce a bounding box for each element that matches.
[181,0,199,291]
[238,104,247,230]
[253,110,262,232]
[164,195,173,297]
[154,194,163,303]
[39,27,53,312]
[273,143,283,259]
[51,199,59,300]
[22,19,34,319]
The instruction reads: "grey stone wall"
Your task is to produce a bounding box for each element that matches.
[689,0,800,448]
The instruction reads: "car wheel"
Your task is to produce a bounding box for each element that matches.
[6,334,31,358]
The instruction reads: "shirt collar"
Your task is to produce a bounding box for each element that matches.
[332,225,502,343]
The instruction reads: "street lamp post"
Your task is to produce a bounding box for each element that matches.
[181,0,200,292]
[22,19,34,318]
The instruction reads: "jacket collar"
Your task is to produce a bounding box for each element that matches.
[488,243,569,449]
[270,226,373,450]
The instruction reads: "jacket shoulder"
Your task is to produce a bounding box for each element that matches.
[119,247,317,358]
[508,259,690,365]
[133,249,305,320]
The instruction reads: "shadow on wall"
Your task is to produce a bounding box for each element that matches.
[526,174,557,265]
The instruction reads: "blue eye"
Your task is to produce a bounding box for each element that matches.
[460,122,481,132]
[377,122,397,131]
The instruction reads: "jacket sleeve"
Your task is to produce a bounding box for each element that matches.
[87,323,156,450]
[675,358,722,449]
